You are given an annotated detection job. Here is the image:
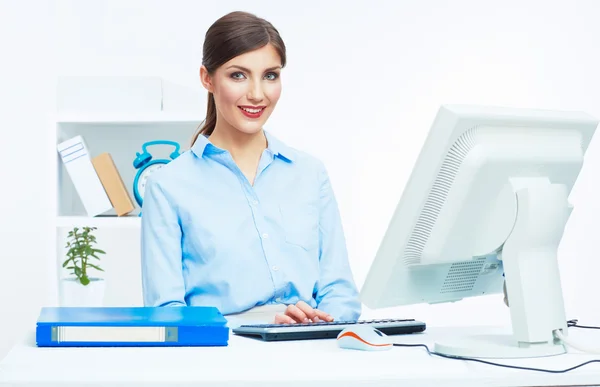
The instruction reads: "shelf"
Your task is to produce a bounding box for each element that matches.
[56,215,141,229]
[56,111,204,125]
[51,77,199,307]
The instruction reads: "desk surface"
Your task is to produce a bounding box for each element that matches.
[1,325,600,387]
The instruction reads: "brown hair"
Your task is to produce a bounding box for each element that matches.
[190,11,287,146]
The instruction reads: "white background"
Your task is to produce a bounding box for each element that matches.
[1,0,600,360]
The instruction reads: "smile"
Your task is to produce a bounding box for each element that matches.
[239,106,266,119]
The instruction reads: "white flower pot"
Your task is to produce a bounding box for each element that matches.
[60,278,105,307]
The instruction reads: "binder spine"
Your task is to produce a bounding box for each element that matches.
[36,325,229,347]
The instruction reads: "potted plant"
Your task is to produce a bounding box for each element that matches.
[59,226,107,307]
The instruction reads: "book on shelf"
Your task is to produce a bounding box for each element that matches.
[57,135,113,217]
[92,152,135,216]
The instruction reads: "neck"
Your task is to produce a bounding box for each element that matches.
[208,122,267,162]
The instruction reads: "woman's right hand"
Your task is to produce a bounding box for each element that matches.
[274,301,334,324]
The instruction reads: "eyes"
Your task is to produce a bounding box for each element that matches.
[230,71,279,81]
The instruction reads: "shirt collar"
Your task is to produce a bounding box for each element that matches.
[264,130,295,162]
[191,131,218,157]
[191,130,295,162]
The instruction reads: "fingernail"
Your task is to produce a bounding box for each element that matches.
[313,317,319,322]
[304,318,309,323]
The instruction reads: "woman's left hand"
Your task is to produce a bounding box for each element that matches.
[274,300,334,324]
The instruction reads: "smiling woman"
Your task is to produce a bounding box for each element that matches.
[191,11,286,143]
[140,11,362,326]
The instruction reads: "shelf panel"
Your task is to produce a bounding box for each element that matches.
[56,111,204,125]
[57,215,141,229]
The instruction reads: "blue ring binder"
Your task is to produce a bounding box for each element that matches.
[36,306,229,347]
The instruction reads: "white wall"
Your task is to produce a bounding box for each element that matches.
[0,0,57,359]
[1,0,600,359]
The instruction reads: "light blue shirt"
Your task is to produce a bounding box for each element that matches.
[140,130,362,322]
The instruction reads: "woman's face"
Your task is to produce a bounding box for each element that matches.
[201,43,282,136]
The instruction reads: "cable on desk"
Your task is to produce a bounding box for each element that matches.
[555,328,600,355]
[390,319,600,372]
[392,343,600,374]
[567,319,600,330]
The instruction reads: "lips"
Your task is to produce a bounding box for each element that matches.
[238,105,266,119]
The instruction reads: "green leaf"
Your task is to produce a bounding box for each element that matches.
[65,226,105,276]
[87,264,104,272]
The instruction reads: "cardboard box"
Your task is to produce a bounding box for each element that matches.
[92,153,135,216]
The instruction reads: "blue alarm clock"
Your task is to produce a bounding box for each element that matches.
[132,140,181,207]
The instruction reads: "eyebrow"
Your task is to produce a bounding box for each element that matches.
[226,65,281,72]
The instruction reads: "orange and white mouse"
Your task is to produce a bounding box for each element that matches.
[336,325,393,351]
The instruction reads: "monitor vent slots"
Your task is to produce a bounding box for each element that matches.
[404,127,479,265]
[440,258,486,293]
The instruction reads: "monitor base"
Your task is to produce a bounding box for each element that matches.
[434,334,566,359]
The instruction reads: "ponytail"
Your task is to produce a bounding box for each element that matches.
[191,92,217,147]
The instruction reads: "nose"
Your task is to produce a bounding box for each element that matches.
[247,79,265,102]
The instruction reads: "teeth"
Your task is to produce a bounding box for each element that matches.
[241,107,263,114]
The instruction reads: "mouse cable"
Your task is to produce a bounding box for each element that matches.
[392,341,600,374]
[567,319,600,330]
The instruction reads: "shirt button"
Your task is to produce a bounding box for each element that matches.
[262,233,269,239]
[272,265,279,271]
[252,200,258,205]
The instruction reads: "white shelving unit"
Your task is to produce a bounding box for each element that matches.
[55,111,202,218]
[52,109,204,307]
[55,215,142,229]
[56,111,206,125]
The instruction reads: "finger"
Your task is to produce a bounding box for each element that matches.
[274,313,296,324]
[284,304,308,323]
[295,301,317,320]
[314,309,334,322]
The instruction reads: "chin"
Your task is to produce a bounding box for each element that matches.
[234,123,265,135]
[234,113,272,135]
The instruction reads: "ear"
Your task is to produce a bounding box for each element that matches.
[199,66,214,93]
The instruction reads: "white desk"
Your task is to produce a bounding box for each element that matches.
[1,325,599,387]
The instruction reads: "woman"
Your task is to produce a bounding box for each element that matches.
[141,11,361,324]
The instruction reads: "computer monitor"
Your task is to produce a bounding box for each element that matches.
[360,104,598,359]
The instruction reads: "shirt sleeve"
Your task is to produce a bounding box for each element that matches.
[140,176,186,307]
[313,162,362,321]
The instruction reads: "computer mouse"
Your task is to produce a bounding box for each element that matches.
[336,325,393,351]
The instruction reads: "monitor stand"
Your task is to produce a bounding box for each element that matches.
[434,178,570,359]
